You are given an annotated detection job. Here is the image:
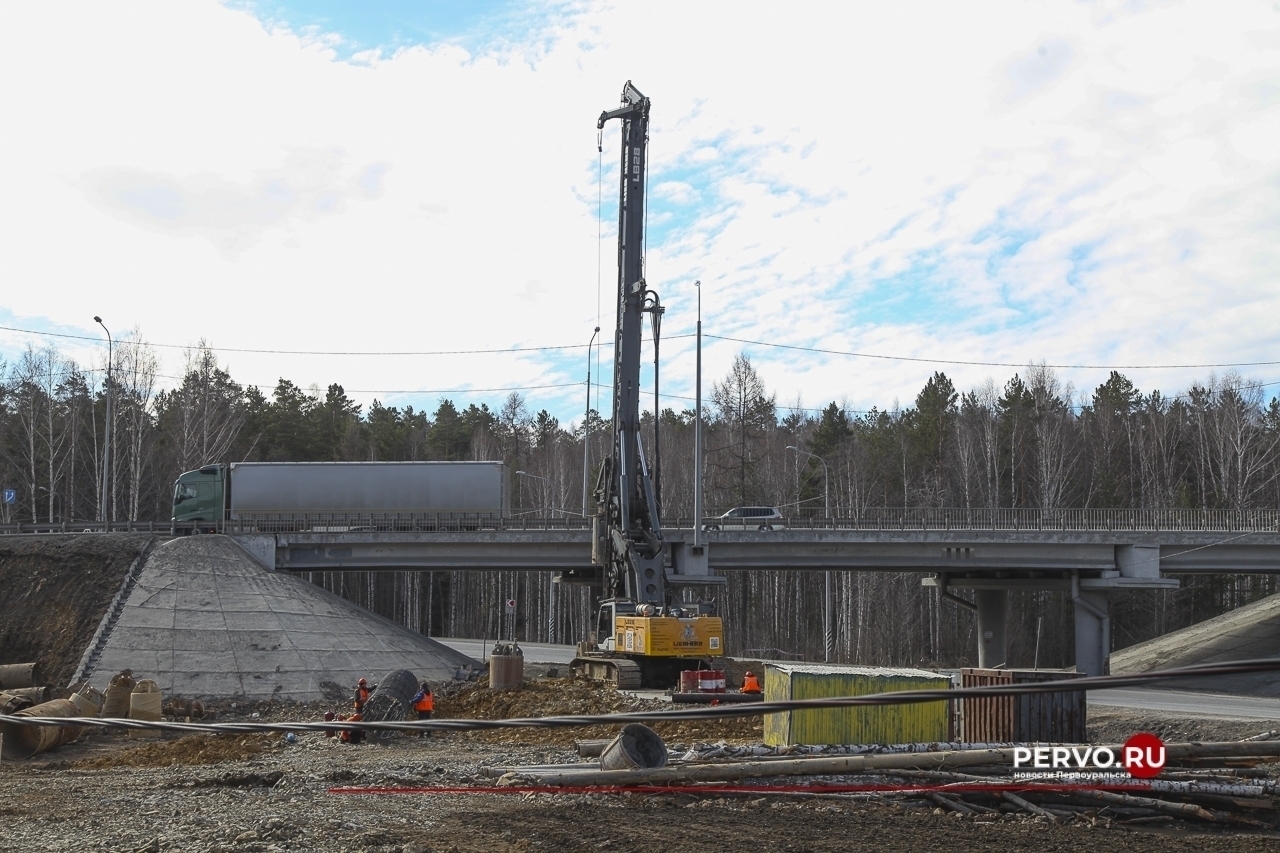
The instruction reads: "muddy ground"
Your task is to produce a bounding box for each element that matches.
[4,687,1280,852]
[0,534,154,687]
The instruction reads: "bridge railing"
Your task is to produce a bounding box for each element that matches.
[759,507,1280,532]
[2,507,1277,535]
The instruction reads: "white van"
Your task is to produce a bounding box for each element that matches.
[704,506,785,531]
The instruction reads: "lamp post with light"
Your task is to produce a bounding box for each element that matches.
[516,470,551,516]
[94,316,113,525]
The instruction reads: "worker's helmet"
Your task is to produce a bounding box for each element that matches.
[745,671,755,678]
[358,678,368,686]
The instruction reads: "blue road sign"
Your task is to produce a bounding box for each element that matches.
[2,489,15,504]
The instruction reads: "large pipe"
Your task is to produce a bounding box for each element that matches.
[2,686,51,705]
[0,699,87,759]
[0,662,41,690]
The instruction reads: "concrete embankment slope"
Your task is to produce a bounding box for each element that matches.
[92,535,477,701]
[1111,592,1280,695]
[0,534,154,686]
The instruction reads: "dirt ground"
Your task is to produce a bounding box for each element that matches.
[436,677,763,747]
[4,686,1280,852]
[3,728,1278,853]
[0,534,153,687]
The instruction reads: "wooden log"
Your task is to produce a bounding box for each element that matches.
[1145,779,1267,798]
[1239,730,1277,742]
[576,739,612,758]
[1072,789,1216,822]
[925,792,973,815]
[526,747,1021,786]
[479,763,600,778]
[1001,791,1059,821]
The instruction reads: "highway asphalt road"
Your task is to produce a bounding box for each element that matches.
[1090,687,1280,720]
[437,638,1280,720]
[438,638,576,664]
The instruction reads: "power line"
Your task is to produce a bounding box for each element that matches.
[6,321,1279,371]
[706,334,1280,371]
[0,324,609,357]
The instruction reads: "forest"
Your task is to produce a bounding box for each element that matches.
[2,336,1279,668]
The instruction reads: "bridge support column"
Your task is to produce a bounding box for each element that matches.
[1072,577,1111,677]
[975,589,1007,669]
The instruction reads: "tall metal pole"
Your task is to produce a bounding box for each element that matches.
[788,445,833,662]
[693,281,703,549]
[94,316,113,525]
[582,326,600,518]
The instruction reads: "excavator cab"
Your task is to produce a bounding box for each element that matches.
[573,597,723,689]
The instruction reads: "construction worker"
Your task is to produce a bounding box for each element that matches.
[339,710,365,744]
[412,681,434,737]
[354,677,372,712]
[742,671,762,694]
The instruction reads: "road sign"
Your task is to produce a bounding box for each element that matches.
[505,598,516,614]
[2,489,15,504]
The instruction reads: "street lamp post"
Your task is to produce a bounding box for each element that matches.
[582,326,600,519]
[516,470,551,516]
[788,444,833,662]
[693,281,703,546]
[94,316,113,526]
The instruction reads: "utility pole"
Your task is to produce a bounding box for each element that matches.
[694,281,703,548]
[788,445,833,662]
[94,316,113,525]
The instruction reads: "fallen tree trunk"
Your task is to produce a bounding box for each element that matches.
[524,741,1280,788]
[526,747,1020,786]
[1001,791,1059,821]
[1072,789,1216,822]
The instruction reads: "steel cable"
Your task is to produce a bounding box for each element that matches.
[3,657,1278,735]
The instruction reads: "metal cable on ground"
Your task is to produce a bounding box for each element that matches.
[2,657,1278,735]
[326,781,1212,797]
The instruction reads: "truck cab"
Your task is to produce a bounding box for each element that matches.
[172,465,227,526]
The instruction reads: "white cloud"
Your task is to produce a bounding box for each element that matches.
[0,0,1276,423]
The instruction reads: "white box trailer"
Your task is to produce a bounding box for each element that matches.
[228,461,510,516]
[172,461,510,530]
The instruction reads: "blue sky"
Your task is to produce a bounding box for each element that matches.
[229,0,543,57]
[1,1,1278,424]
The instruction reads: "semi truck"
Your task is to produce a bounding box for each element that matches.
[171,461,510,531]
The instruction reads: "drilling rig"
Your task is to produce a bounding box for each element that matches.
[567,81,725,689]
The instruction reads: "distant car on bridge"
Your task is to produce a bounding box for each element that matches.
[704,506,785,531]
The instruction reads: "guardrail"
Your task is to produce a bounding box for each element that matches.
[3,507,1277,536]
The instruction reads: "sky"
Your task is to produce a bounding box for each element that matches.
[1,1,1278,426]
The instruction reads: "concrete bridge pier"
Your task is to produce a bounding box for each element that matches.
[1072,576,1111,678]
[975,589,1008,668]
[930,568,1176,677]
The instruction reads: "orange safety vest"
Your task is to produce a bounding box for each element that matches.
[742,674,762,693]
[339,711,363,741]
[414,692,434,712]
[355,686,371,707]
